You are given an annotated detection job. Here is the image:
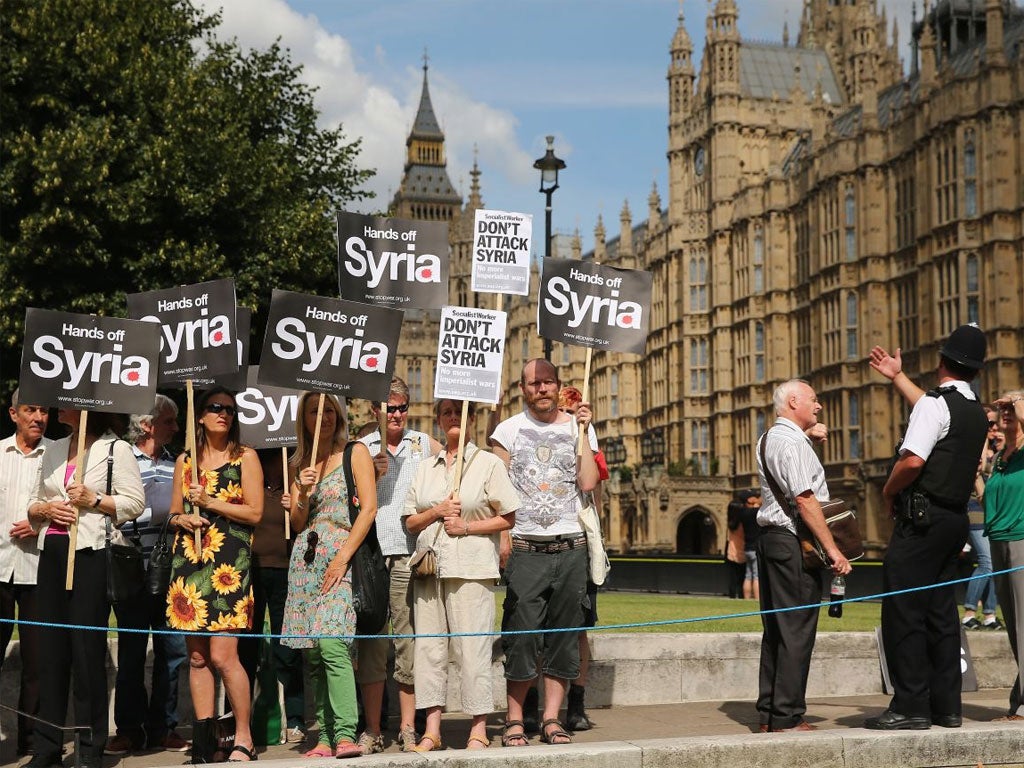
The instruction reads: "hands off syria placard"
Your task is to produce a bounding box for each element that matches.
[127,279,238,385]
[237,366,302,449]
[434,306,507,405]
[470,209,532,296]
[538,259,652,355]
[336,211,449,308]
[19,308,160,414]
[258,289,403,403]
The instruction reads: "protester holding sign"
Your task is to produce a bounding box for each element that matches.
[165,386,263,763]
[281,392,378,759]
[403,399,520,751]
[490,359,599,748]
[26,410,145,768]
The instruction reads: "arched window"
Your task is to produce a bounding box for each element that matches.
[966,253,979,324]
[964,130,977,217]
[753,226,764,294]
[846,292,858,358]
[849,392,861,459]
[844,184,856,261]
[754,321,765,382]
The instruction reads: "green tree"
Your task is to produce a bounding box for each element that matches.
[0,0,374,401]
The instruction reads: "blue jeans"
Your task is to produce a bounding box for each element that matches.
[964,526,998,615]
[112,591,188,744]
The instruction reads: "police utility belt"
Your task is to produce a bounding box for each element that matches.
[897,488,965,531]
[512,533,587,554]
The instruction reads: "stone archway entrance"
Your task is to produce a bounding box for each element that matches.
[675,507,718,555]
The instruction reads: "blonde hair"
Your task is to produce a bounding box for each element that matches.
[291,392,347,470]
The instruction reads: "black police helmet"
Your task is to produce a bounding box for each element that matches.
[940,324,986,370]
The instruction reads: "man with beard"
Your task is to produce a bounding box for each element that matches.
[490,359,599,746]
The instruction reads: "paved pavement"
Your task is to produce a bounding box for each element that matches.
[5,688,1021,768]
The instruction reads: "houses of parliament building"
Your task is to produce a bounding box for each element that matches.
[383,0,1024,558]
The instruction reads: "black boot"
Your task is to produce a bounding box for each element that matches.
[565,684,592,731]
[185,718,217,765]
[523,685,540,735]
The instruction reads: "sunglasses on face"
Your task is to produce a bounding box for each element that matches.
[303,530,318,565]
[989,421,999,428]
[204,403,237,417]
[386,403,409,414]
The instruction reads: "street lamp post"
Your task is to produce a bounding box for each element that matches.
[534,135,566,362]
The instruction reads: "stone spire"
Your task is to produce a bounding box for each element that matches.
[619,200,634,261]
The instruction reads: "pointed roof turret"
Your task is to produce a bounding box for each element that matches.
[411,53,443,140]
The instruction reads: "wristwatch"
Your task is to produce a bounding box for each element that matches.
[92,493,103,508]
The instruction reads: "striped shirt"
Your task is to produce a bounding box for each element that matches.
[119,444,176,559]
[359,429,435,556]
[0,435,51,584]
[756,417,829,535]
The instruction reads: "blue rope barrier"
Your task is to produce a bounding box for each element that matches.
[2,563,1021,642]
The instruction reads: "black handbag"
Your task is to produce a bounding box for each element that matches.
[342,442,390,635]
[103,441,146,604]
[147,511,175,597]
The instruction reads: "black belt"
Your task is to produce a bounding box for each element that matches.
[511,534,586,554]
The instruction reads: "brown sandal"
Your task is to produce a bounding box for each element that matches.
[409,733,443,753]
[540,718,572,745]
[501,720,529,747]
[467,735,489,749]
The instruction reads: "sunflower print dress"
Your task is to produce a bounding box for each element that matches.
[166,454,255,633]
[281,464,357,649]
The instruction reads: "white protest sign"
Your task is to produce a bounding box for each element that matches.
[470,209,532,296]
[434,306,507,405]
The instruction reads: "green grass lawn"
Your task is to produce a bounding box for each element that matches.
[579,591,883,633]
[4,591,882,641]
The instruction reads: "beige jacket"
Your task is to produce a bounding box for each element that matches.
[32,432,145,551]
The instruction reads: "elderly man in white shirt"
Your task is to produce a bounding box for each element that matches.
[755,379,851,733]
[0,389,51,758]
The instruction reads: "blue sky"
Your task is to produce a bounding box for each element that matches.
[196,0,916,254]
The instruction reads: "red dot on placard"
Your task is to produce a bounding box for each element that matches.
[366,357,378,369]
[127,371,140,382]
[622,316,633,325]
[212,331,223,342]
[421,269,432,279]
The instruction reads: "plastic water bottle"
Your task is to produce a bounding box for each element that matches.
[828,575,846,618]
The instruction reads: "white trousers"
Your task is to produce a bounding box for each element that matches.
[413,577,495,715]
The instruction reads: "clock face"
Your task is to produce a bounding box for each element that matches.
[694,146,706,176]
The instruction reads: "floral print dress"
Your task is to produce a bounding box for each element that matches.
[166,454,255,632]
[281,464,357,649]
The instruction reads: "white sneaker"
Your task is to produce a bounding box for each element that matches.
[284,726,306,744]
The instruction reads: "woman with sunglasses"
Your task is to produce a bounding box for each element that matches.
[281,392,377,759]
[166,386,264,762]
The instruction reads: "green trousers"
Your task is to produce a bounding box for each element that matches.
[306,640,357,746]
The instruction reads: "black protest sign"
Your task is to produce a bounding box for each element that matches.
[19,309,161,414]
[192,307,250,392]
[127,279,238,385]
[470,209,532,296]
[434,307,507,404]
[237,366,303,449]
[336,211,449,309]
[257,289,403,402]
[538,259,652,355]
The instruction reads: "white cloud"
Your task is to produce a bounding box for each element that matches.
[193,0,532,212]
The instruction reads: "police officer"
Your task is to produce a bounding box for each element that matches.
[865,324,989,730]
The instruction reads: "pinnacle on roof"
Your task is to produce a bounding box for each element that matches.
[411,53,443,140]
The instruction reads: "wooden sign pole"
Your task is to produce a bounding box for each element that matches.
[65,410,89,590]
[186,380,201,554]
[282,446,291,540]
[453,399,470,495]
[577,348,593,456]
